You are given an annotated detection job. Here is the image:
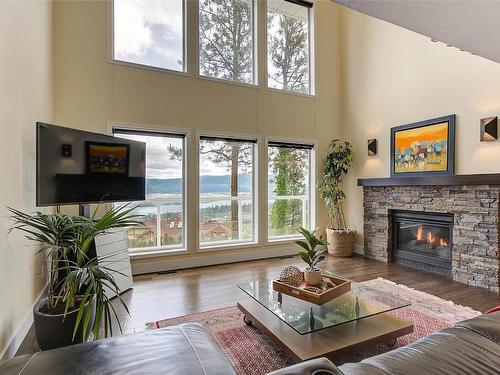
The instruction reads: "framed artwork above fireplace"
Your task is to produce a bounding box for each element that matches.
[390,115,455,178]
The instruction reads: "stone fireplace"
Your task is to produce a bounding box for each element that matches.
[359,180,500,292]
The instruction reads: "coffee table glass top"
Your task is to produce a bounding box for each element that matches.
[237,274,411,335]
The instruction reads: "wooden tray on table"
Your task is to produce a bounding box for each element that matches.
[273,273,351,305]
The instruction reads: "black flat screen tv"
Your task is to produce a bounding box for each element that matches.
[36,122,146,206]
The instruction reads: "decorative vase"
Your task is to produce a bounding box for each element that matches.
[304,268,322,286]
[33,297,95,350]
[326,228,356,257]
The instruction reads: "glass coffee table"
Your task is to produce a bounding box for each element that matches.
[237,273,413,362]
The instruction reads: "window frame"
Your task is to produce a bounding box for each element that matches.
[197,131,260,252]
[111,123,189,256]
[266,137,316,243]
[196,0,259,86]
[109,0,189,75]
[265,0,315,96]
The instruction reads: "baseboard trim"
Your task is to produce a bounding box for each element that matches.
[1,284,47,360]
[132,246,298,275]
[353,244,364,255]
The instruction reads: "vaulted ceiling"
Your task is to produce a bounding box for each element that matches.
[333,0,500,64]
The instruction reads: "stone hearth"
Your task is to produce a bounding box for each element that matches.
[363,185,500,291]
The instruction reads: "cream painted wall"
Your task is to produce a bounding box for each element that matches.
[340,8,500,247]
[52,0,342,272]
[0,1,52,357]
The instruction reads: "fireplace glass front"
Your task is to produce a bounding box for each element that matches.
[392,211,453,277]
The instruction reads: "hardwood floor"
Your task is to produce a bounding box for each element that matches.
[17,254,500,355]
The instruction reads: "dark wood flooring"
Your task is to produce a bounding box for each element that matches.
[17,254,500,355]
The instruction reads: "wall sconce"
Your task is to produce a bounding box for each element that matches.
[62,144,72,158]
[480,117,497,141]
[367,139,377,156]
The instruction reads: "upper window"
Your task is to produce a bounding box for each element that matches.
[113,128,186,253]
[199,136,257,248]
[199,0,256,84]
[268,141,313,240]
[267,0,313,94]
[112,0,186,72]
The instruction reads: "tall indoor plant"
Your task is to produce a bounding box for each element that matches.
[8,204,142,350]
[317,139,356,256]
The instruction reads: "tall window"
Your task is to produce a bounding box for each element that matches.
[268,141,313,240]
[199,136,256,247]
[112,0,185,72]
[267,0,313,94]
[199,0,256,84]
[113,128,186,253]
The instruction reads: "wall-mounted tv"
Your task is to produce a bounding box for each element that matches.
[36,122,146,206]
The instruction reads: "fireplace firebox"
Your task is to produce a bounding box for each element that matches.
[392,211,453,277]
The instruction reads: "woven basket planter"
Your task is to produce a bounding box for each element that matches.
[326,228,356,257]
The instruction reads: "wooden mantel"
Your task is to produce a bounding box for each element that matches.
[357,173,500,187]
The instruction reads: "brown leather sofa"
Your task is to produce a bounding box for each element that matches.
[1,311,499,375]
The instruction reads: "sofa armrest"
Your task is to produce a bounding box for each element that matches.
[267,358,344,375]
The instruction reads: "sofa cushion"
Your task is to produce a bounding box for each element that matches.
[0,323,237,375]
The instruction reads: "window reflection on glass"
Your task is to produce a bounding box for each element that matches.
[199,137,256,247]
[113,130,185,252]
[268,144,312,240]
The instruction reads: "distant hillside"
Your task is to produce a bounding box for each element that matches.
[147,174,253,195]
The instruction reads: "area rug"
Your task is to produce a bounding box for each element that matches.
[146,278,480,375]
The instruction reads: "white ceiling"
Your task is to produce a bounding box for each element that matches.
[333,0,500,64]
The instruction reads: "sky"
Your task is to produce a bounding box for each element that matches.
[113,0,184,71]
[115,132,232,179]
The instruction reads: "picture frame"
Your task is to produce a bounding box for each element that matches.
[85,141,130,175]
[390,115,455,178]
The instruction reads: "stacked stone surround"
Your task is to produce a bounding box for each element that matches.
[363,185,500,291]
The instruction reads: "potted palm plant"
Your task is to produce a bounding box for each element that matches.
[294,227,327,286]
[8,204,142,350]
[317,139,356,256]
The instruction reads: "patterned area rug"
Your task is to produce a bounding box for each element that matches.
[147,278,480,375]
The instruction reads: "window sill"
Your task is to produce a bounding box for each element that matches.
[109,59,190,78]
[196,73,259,89]
[265,87,316,99]
[266,237,302,246]
[129,247,189,260]
[198,241,260,253]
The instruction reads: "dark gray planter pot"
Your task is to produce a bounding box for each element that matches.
[33,298,95,350]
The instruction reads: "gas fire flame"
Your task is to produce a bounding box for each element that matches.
[416,226,447,247]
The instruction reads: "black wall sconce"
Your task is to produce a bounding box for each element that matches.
[480,117,497,141]
[62,144,72,158]
[367,139,377,156]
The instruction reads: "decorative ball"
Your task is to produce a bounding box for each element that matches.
[279,265,303,287]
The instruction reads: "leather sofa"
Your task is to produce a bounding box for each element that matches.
[0,323,237,375]
[270,310,500,375]
[1,311,499,375]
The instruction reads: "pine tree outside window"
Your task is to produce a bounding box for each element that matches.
[199,0,256,84]
[267,0,313,95]
[268,141,314,241]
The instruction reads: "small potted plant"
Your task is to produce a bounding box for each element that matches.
[294,227,327,286]
[8,204,142,350]
[318,139,356,256]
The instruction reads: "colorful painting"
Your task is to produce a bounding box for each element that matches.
[391,115,455,177]
[86,142,130,175]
